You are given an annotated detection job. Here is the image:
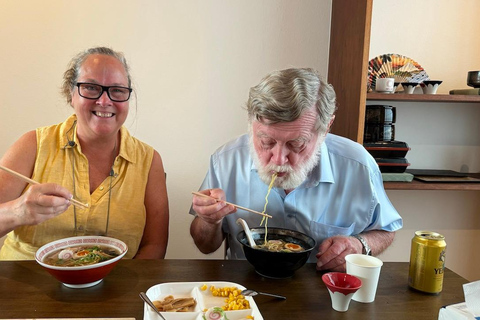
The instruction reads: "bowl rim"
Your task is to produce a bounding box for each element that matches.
[400,82,418,86]
[421,80,443,85]
[35,235,128,270]
[322,272,362,290]
[236,226,317,252]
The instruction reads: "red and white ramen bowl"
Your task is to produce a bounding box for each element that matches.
[35,235,128,288]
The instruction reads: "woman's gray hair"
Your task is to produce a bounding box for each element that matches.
[246,68,337,134]
[61,47,132,105]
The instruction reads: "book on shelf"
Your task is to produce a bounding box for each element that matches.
[381,172,413,182]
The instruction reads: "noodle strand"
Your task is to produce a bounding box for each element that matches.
[260,172,277,244]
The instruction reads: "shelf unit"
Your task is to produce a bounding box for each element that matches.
[367,93,480,103]
[368,94,480,190]
[385,173,480,191]
[327,0,480,191]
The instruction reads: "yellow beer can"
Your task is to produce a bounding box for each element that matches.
[408,231,447,294]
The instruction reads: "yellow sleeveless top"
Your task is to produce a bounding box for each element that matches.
[0,115,154,260]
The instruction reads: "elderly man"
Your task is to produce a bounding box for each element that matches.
[189,68,402,272]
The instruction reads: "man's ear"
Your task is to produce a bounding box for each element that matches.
[325,115,335,135]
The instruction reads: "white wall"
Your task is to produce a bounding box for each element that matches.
[369,0,480,281]
[0,1,331,259]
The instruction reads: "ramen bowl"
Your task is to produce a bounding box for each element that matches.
[35,235,128,288]
[237,227,316,279]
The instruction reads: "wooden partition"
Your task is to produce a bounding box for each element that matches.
[327,0,372,143]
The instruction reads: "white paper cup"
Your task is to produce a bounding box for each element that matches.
[345,254,383,303]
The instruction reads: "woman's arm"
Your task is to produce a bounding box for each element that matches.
[134,150,169,259]
[0,131,72,237]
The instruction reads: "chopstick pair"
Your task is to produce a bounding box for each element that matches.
[0,164,89,209]
[191,191,272,218]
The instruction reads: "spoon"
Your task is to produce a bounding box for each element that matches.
[236,218,257,248]
[139,292,167,320]
[241,289,286,300]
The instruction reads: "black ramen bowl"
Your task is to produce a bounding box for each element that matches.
[237,227,316,279]
[35,236,128,288]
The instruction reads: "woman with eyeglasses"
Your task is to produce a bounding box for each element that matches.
[0,47,169,260]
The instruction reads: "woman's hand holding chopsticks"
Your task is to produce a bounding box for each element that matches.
[0,164,88,208]
[11,183,74,224]
[0,164,87,238]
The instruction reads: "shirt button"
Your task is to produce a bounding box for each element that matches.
[99,186,104,191]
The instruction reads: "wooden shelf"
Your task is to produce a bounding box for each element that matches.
[367,93,480,103]
[328,1,479,192]
[384,173,480,191]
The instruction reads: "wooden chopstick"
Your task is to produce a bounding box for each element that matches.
[192,191,272,218]
[0,164,89,208]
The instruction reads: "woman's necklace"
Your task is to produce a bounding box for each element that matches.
[66,121,116,236]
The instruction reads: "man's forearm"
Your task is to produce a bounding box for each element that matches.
[190,216,225,254]
[359,230,395,256]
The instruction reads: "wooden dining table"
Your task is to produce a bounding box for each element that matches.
[0,259,468,319]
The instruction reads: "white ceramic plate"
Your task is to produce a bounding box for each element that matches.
[143,281,263,320]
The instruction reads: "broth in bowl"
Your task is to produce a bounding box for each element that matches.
[257,239,305,253]
[43,245,121,267]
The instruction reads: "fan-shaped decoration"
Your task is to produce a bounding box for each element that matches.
[367,54,429,91]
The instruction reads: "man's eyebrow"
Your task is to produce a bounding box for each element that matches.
[289,136,309,143]
[256,131,270,138]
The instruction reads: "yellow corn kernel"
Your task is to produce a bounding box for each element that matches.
[207,285,251,310]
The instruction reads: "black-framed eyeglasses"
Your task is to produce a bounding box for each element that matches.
[75,82,132,102]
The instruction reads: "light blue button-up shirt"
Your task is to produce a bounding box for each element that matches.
[190,133,403,261]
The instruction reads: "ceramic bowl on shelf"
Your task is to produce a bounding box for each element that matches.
[400,82,418,94]
[420,80,443,94]
[393,82,400,93]
[375,77,395,93]
[467,71,480,88]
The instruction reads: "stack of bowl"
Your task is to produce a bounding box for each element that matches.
[363,105,410,173]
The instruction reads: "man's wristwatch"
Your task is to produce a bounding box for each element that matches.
[352,234,372,256]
